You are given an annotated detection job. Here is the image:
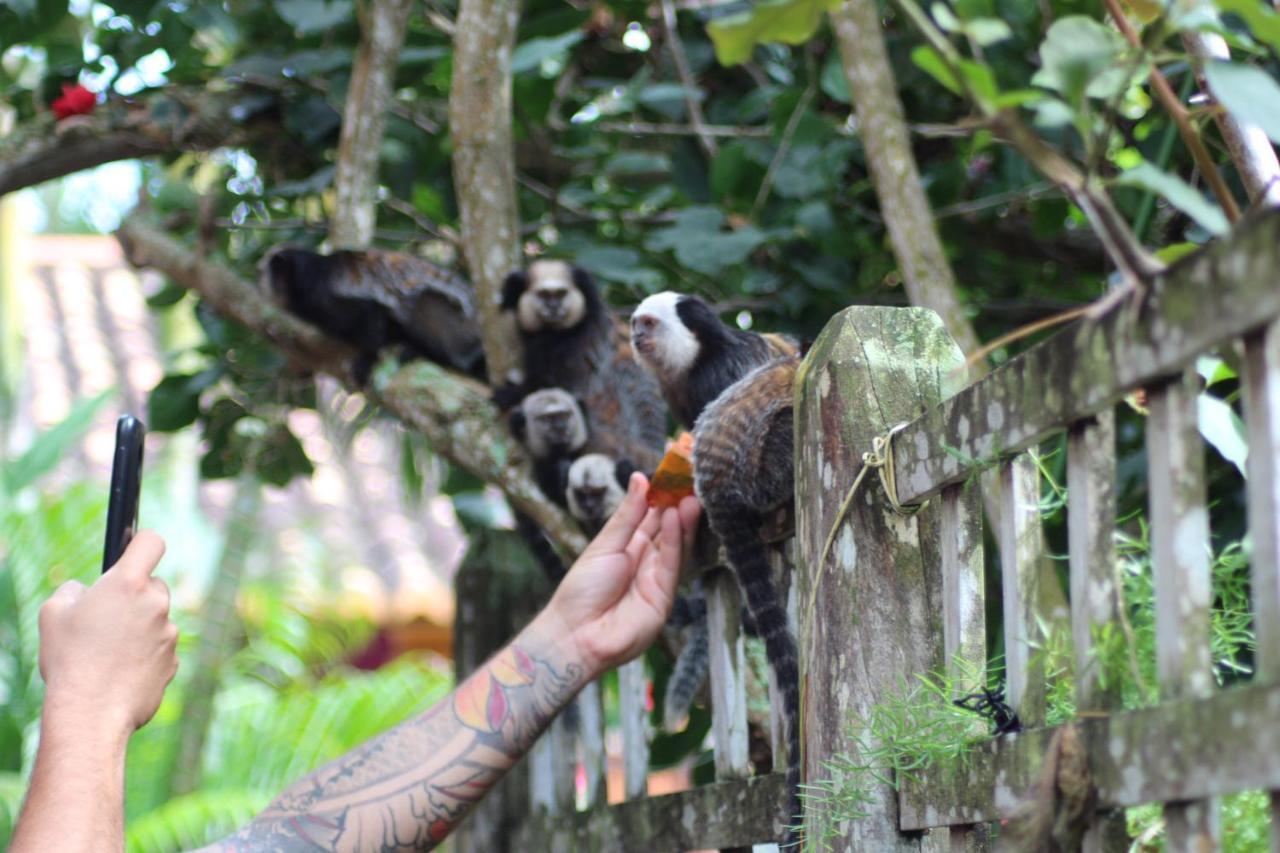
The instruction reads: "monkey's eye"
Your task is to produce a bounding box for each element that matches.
[633,315,657,333]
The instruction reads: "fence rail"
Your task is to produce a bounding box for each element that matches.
[476,208,1280,852]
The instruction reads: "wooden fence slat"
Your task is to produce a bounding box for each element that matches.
[514,773,788,852]
[705,567,752,779]
[998,454,1045,726]
[939,484,989,851]
[893,210,1280,504]
[1242,321,1280,852]
[898,681,1280,828]
[1066,410,1128,852]
[618,657,649,799]
[1146,370,1219,848]
[577,680,608,808]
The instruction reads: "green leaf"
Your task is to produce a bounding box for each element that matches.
[1203,59,1280,146]
[604,150,672,176]
[911,45,962,95]
[820,51,850,104]
[1198,392,1248,477]
[706,0,841,67]
[1215,0,1280,54]
[511,31,583,74]
[148,371,219,433]
[273,0,352,34]
[964,17,1013,46]
[574,246,663,288]
[254,424,314,487]
[1033,15,1131,104]
[1114,162,1230,236]
[1196,354,1238,388]
[2,390,112,494]
[645,207,766,275]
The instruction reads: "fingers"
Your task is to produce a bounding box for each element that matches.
[624,508,660,566]
[111,530,166,584]
[646,505,685,605]
[39,580,86,623]
[587,473,650,554]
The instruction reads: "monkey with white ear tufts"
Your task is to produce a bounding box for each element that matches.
[262,247,486,384]
[631,290,804,843]
[498,260,667,473]
[511,388,590,507]
[565,453,633,533]
[630,291,797,430]
[508,388,592,586]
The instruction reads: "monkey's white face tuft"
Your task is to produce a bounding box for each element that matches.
[567,453,625,526]
[517,260,587,332]
[630,291,699,379]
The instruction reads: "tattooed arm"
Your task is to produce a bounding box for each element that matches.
[200,473,700,852]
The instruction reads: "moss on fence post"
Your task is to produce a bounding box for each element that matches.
[794,305,970,849]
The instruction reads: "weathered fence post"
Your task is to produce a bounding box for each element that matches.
[795,305,973,849]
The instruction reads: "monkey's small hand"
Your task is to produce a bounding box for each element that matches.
[535,473,701,678]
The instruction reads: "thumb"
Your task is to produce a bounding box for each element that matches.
[110,530,166,583]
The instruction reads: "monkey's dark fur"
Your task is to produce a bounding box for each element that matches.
[264,247,485,383]
[630,291,797,429]
[499,260,666,472]
[694,357,802,845]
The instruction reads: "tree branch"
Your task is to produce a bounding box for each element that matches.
[1100,0,1243,222]
[1182,31,1280,208]
[0,89,260,198]
[449,0,523,385]
[831,0,981,357]
[114,214,588,557]
[331,0,414,249]
[659,0,718,160]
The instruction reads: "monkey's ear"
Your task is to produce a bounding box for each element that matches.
[614,458,637,487]
[501,271,527,311]
[509,409,527,441]
[571,266,597,296]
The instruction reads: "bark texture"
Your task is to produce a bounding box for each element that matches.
[0,89,261,198]
[831,0,980,358]
[331,0,415,249]
[114,214,588,557]
[449,0,523,384]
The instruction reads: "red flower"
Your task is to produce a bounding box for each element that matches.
[52,84,96,120]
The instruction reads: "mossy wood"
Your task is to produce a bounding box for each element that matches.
[794,305,974,849]
[892,209,1280,505]
[512,773,787,852]
[898,681,1280,829]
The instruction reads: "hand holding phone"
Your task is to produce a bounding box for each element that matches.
[103,415,145,573]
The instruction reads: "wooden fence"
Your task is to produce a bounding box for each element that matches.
[457,207,1280,852]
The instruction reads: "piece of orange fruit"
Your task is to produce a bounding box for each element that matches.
[647,432,695,509]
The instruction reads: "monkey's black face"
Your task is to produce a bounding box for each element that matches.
[533,410,577,451]
[571,485,608,521]
[517,260,587,332]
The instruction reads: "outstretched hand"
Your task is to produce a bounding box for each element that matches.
[540,473,701,678]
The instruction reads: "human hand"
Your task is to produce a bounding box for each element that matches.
[537,473,701,678]
[38,531,178,739]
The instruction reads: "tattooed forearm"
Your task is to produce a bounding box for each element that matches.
[198,636,584,852]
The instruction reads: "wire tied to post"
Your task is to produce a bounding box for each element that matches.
[815,422,925,574]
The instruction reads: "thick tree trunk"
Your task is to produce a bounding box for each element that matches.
[831,0,980,359]
[331,0,414,249]
[449,0,522,385]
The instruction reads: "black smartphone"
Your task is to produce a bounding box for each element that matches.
[102,415,146,573]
